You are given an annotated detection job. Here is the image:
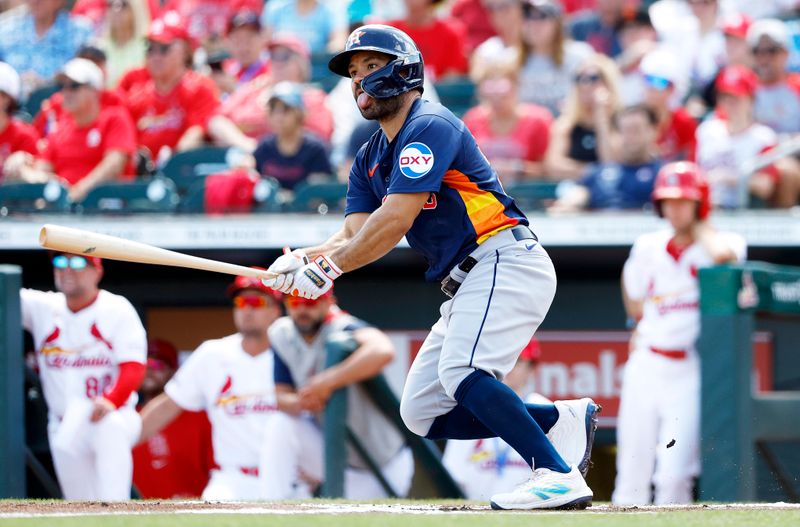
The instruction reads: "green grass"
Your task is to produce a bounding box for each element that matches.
[2,510,800,527]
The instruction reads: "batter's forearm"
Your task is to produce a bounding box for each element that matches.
[302,229,352,259]
[329,209,410,272]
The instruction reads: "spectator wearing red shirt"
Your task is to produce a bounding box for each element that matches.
[219,35,334,142]
[124,13,221,161]
[211,11,269,99]
[6,59,136,202]
[748,19,800,135]
[463,58,552,185]
[133,339,215,499]
[0,62,39,182]
[640,51,697,162]
[449,0,496,55]
[388,1,469,81]
[161,0,263,46]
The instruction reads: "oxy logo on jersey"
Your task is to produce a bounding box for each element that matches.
[398,142,434,179]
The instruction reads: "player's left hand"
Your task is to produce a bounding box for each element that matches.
[286,255,342,299]
[90,397,116,423]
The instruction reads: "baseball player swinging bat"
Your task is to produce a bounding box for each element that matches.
[38,224,277,280]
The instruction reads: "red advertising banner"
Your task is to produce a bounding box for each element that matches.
[392,330,773,428]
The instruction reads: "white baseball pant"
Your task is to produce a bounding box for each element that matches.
[202,469,263,501]
[259,412,414,499]
[48,398,141,501]
[399,229,557,437]
[612,348,701,505]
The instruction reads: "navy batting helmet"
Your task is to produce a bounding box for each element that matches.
[328,24,424,99]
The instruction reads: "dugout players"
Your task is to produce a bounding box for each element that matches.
[138,272,282,500]
[613,162,746,505]
[21,252,147,500]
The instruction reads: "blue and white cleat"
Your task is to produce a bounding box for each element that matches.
[490,465,593,510]
[547,398,601,477]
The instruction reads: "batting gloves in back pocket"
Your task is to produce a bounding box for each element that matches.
[288,255,342,299]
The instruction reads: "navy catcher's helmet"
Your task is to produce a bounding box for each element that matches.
[328,24,424,99]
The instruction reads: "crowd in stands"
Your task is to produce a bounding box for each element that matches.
[2,0,800,212]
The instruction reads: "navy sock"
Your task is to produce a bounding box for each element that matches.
[449,370,570,473]
[426,402,558,439]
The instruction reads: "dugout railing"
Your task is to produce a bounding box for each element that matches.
[698,262,800,502]
[321,332,464,498]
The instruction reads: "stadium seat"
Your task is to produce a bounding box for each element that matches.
[434,77,476,117]
[180,174,281,214]
[289,180,347,213]
[506,180,560,211]
[159,146,232,196]
[310,51,339,93]
[0,181,71,215]
[20,83,60,121]
[77,177,178,214]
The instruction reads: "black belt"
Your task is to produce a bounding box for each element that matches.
[441,226,537,298]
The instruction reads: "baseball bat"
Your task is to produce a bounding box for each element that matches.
[38,224,277,280]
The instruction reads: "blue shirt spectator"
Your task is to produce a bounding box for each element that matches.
[0,7,93,94]
[568,1,624,58]
[254,133,332,190]
[581,160,661,210]
[261,0,345,54]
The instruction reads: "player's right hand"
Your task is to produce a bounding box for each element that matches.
[262,247,308,293]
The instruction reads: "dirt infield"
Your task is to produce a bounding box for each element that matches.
[1,500,799,517]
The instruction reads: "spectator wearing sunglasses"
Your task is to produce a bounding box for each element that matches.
[545,53,621,180]
[20,252,147,500]
[639,49,697,162]
[747,19,800,135]
[138,272,284,500]
[219,35,334,143]
[132,338,215,499]
[517,0,593,116]
[260,288,414,499]
[4,58,137,202]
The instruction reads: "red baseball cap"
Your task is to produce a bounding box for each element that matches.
[147,338,179,370]
[227,268,283,302]
[716,65,758,98]
[721,13,752,40]
[147,11,192,46]
[268,33,311,61]
[519,338,542,362]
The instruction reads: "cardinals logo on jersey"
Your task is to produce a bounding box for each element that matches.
[214,375,277,416]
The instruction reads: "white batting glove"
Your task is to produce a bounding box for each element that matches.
[263,247,308,293]
[288,255,342,299]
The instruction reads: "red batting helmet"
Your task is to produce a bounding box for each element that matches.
[652,161,711,220]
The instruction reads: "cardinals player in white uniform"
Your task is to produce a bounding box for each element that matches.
[21,253,147,500]
[259,289,414,499]
[613,162,746,505]
[138,273,282,500]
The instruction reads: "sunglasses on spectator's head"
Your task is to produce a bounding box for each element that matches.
[284,295,320,309]
[270,48,295,63]
[644,74,672,91]
[58,80,85,91]
[687,0,716,5]
[574,72,602,84]
[146,42,173,55]
[233,295,268,309]
[752,46,783,56]
[52,255,89,270]
[108,0,130,9]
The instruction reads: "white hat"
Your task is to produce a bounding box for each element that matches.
[58,58,104,90]
[640,47,683,85]
[747,19,790,50]
[0,61,21,102]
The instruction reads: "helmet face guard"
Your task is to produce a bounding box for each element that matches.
[360,53,424,99]
[328,24,424,99]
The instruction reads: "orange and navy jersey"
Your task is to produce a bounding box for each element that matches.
[346,98,528,281]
